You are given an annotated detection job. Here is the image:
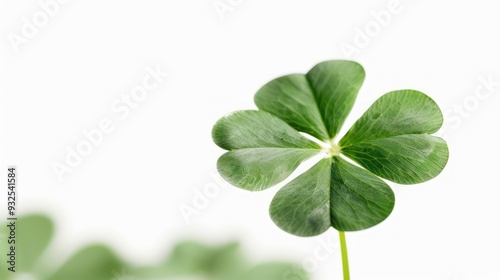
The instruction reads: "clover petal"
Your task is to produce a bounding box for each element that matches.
[212,110,321,191]
[218,149,322,191]
[269,158,331,236]
[270,157,395,235]
[255,60,365,141]
[340,90,449,184]
[329,157,395,231]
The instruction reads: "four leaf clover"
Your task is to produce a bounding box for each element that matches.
[212,60,449,236]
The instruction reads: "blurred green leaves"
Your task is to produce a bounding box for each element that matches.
[49,245,124,280]
[1,214,308,280]
[165,241,244,276]
[1,215,125,280]
[17,214,54,272]
[130,240,309,280]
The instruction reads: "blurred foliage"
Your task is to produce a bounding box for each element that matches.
[0,214,309,280]
[49,245,124,280]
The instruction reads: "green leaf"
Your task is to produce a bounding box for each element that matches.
[340,90,443,146]
[340,90,449,184]
[306,61,365,139]
[213,110,320,150]
[329,157,395,231]
[269,158,331,236]
[255,60,365,141]
[341,135,449,184]
[48,245,124,280]
[213,110,321,191]
[217,148,320,191]
[254,74,328,141]
[17,215,54,272]
[270,157,395,235]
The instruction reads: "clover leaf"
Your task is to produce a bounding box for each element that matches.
[212,60,449,279]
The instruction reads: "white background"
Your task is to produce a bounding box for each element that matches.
[1,1,500,279]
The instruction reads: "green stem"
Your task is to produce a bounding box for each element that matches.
[339,231,350,280]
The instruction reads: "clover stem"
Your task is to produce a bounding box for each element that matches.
[339,231,350,280]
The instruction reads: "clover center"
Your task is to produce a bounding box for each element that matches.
[325,140,341,157]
